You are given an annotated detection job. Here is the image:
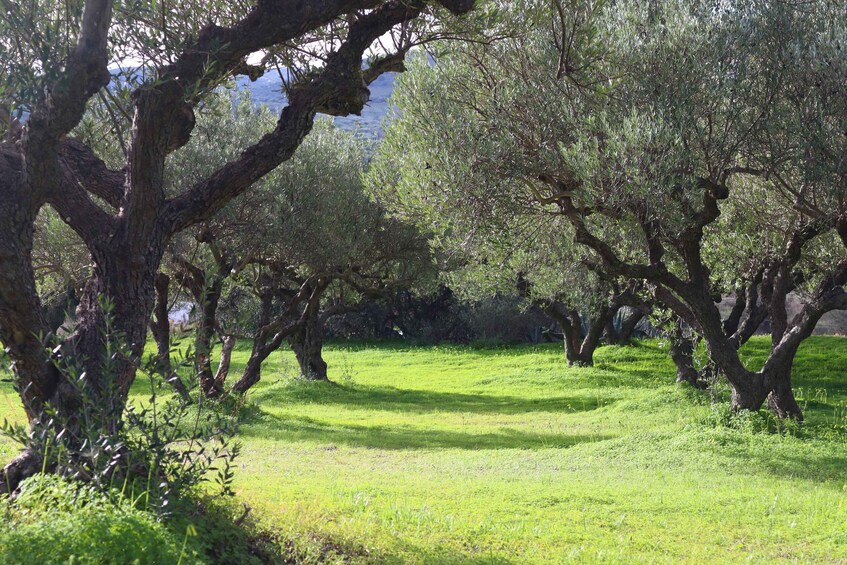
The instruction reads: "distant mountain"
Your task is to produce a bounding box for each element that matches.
[235,71,397,138]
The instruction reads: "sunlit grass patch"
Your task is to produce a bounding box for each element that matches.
[2,337,847,563]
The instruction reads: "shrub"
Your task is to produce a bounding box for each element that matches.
[0,474,200,565]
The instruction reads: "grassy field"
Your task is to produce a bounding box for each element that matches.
[2,337,847,563]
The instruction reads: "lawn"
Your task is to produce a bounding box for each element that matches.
[2,337,847,563]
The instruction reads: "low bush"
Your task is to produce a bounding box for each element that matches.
[0,474,196,565]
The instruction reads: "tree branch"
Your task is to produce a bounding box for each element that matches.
[162,1,433,233]
[59,139,124,209]
[22,0,113,200]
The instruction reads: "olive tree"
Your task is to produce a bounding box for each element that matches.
[227,120,433,390]
[163,97,432,392]
[371,0,847,418]
[0,0,475,491]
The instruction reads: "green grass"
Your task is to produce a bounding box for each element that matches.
[3,337,847,563]
[0,474,199,565]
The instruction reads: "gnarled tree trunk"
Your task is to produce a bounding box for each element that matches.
[605,305,648,345]
[541,301,613,367]
[289,307,328,381]
[171,256,229,398]
[666,318,707,389]
[194,279,225,397]
[213,335,236,389]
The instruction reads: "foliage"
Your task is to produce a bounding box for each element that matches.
[368,3,637,321]
[371,0,847,412]
[165,92,435,348]
[0,474,197,565]
[374,0,846,295]
[0,301,241,512]
[0,472,284,565]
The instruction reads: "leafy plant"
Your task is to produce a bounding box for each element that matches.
[0,298,241,514]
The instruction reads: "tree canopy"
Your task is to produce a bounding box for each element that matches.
[370,0,847,417]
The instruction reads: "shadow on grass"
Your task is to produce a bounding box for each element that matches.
[240,410,615,450]
[589,362,672,385]
[249,381,609,416]
[696,435,847,484]
[280,526,517,565]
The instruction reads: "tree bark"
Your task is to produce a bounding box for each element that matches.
[170,251,231,397]
[618,307,645,343]
[230,285,299,394]
[213,335,236,390]
[605,305,647,345]
[231,321,292,394]
[721,286,747,338]
[765,367,802,419]
[0,449,45,494]
[667,319,707,389]
[289,307,328,381]
[194,278,225,397]
[0,156,58,420]
[540,301,613,367]
[730,274,769,347]
[150,273,190,399]
[43,286,79,334]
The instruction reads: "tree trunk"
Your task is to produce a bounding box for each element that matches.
[669,333,706,389]
[543,303,612,367]
[43,286,79,334]
[606,305,646,345]
[664,316,708,389]
[289,308,328,381]
[2,236,168,492]
[766,369,803,420]
[194,279,224,398]
[575,305,612,366]
[68,239,165,417]
[664,280,802,417]
[0,174,62,421]
[231,342,269,395]
[150,273,189,398]
[721,286,747,338]
[213,335,236,390]
[559,307,589,366]
[731,279,768,347]
[232,329,291,394]
[603,313,619,345]
[231,289,293,394]
[619,308,645,343]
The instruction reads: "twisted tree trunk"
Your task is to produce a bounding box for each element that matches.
[289,307,328,381]
[214,335,237,389]
[194,279,225,397]
[666,319,707,389]
[605,305,649,345]
[541,301,613,367]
